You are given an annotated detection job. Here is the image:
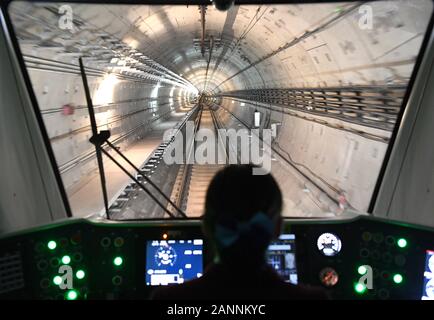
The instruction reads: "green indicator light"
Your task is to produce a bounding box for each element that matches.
[76,270,85,279]
[47,241,57,250]
[66,290,78,300]
[354,283,367,294]
[397,238,408,248]
[358,265,367,275]
[61,255,71,265]
[393,274,403,284]
[53,276,62,286]
[113,256,123,266]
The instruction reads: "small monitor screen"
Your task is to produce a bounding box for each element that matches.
[421,250,434,300]
[267,234,298,284]
[146,239,203,286]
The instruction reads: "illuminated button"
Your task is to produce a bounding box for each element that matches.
[61,255,71,265]
[65,290,78,300]
[113,256,123,266]
[397,238,408,248]
[47,241,57,250]
[53,276,62,286]
[162,233,168,240]
[354,283,367,294]
[357,265,368,275]
[393,273,403,284]
[319,267,339,287]
[76,270,85,280]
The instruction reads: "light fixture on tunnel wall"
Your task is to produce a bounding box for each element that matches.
[212,0,234,12]
[254,110,261,128]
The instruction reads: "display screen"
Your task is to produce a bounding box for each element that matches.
[146,239,203,286]
[421,250,434,300]
[266,234,298,284]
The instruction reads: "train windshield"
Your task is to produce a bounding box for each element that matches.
[7,1,434,220]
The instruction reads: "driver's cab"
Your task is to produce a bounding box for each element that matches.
[0,0,434,301]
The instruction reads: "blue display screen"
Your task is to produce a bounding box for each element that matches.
[421,250,434,300]
[266,234,298,284]
[146,239,203,286]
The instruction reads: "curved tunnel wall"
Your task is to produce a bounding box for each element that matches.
[6,1,434,217]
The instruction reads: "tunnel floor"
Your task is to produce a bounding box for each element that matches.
[67,112,188,218]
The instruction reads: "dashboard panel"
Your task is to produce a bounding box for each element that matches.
[0,212,433,300]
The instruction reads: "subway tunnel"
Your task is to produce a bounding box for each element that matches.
[6,0,433,220]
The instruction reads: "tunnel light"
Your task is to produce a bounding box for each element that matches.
[393,274,403,284]
[254,111,261,127]
[61,255,71,265]
[47,241,57,250]
[397,238,408,248]
[113,256,123,266]
[66,290,78,300]
[94,74,119,105]
[354,283,367,294]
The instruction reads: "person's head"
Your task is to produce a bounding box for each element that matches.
[203,164,283,265]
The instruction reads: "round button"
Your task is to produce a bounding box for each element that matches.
[382,252,392,263]
[362,232,372,242]
[100,237,111,248]
[59,238,69,248]
[50,257,59,267]
[360,248,370,258]
[37,259,48,271]
[40,278,50,289]
[395,254,406,266]
[319,267,339,287]
[385,236,395,246]
[71,233,82,245]
[378,288,390,300]
[373,233,384,243]
[371,250,381,260]
[34,242,45,253]
[73,252,83,262]
[114,237,124,248]
[112,275,123,286]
